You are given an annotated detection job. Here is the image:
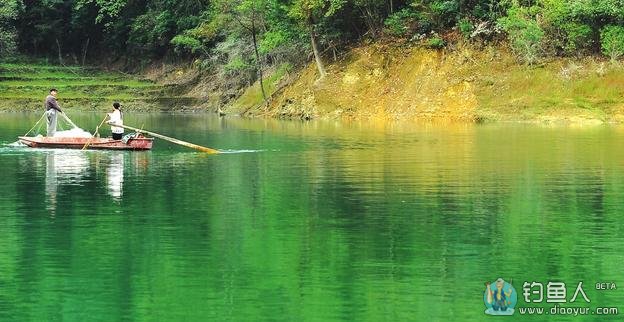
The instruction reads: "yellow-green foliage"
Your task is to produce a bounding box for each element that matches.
[232,63,292,109]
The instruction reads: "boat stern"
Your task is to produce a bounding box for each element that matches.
[18,136,38,147]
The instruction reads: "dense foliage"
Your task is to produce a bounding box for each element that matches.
[0,0,22,56]
[2,1,624,85]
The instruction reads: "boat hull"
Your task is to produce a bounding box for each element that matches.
[18,136,154,150]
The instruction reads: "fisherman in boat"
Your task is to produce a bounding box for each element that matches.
[45,88,63,137]
[107,102,124,140]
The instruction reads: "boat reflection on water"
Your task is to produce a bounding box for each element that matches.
[43,150,149,213]
[106,152,124,201]
[45,150,90,216]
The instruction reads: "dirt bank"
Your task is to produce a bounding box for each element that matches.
[226,42,624,124]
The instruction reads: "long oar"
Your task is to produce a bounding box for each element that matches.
[82,115,109,150]
[116,124,220,154]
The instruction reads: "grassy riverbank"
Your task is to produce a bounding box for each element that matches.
[0,62,198,111]
[231,43,624,124]
[4,43,624,124]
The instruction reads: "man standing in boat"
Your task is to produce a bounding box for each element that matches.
[107,102,124,140]
[45,88,63,137]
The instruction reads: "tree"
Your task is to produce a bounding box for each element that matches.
[289,0,347,79]
[601,25,624,62]
[498,5,544,65]
[225,0,269,100]
[0,0,22,57]
[74,0,126,25]
[353,0,387,36]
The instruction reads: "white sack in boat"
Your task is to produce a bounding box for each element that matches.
[53,128,93,138]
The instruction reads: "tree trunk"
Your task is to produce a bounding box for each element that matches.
[365,7,377,36]
[82,38,90,66]
[251,21,267,100]
[309,24,326,79]
[55,38,63,65]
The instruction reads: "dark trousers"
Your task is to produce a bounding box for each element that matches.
[112,133,123,140]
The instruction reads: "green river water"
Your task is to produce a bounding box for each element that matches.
[0,112,623,321]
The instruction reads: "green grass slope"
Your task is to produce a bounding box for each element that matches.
[0,62,200,111]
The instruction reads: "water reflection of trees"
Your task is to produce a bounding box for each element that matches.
[185,121,624,320]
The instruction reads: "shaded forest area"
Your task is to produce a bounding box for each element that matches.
[2,1,624,108]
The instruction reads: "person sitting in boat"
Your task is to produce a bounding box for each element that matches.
[45,88,63,137]
[106,102,124,140]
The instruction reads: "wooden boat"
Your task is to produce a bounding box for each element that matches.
[18,135,154,150]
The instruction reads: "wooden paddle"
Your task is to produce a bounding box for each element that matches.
[82,115,109,150]
[115,124,220,154]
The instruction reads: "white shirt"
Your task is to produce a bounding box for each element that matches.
[108,110,124,134]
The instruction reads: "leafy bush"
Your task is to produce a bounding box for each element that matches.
[128,11,176,56]
[428,0,460,29]
[427,36,445,49]
[171,35,203,54]
[601,25,624,61]
[259,29,292,54]
[224,57,251,73]
[498,6,544,64]
[560,22,593,55]
[384,8,429,36]
[0,30,17,57]
[0,0,21,57]
[458,18,474,39]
